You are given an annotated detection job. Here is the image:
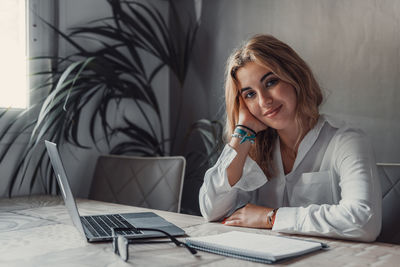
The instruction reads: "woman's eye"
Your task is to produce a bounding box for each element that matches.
[265,78,279,88]
[244,91,256,99]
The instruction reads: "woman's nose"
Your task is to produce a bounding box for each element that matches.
[259,92,273,107]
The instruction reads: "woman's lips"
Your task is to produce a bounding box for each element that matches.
[264,105,282,118]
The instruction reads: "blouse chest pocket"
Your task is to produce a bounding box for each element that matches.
[289,171,333,207]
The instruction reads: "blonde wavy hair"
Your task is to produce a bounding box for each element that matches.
[224,34,323,178]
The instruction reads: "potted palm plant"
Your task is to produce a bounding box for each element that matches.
[1,0,223,214]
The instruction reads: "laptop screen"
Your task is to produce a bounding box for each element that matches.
[45,140,86,237]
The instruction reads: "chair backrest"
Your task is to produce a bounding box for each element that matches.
[376,163,400,244]
[89,155,186,213]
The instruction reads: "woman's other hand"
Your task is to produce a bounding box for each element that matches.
[238,96,267,133]
[223,203,273,229]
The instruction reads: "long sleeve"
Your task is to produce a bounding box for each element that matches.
[273,129,382,242]
[199,144,268,221]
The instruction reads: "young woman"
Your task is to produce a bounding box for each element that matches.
[199,34,381,242]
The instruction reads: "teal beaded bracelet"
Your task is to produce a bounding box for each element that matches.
[232,127,256,144]
[235,124,256,135]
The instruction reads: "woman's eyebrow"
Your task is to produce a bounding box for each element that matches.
[240,72,274,93]
[260,72,273,83]
[240,87,251,93]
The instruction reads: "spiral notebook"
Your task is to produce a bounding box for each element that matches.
[185,231,327,264]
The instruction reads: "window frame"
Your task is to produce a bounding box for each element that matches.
[0,0,59,139]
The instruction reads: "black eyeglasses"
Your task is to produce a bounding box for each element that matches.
[111,227,197,261]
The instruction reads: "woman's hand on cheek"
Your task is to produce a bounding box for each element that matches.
[222,203,272,229]
[238,97,268,133]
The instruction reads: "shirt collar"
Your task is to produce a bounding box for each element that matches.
[277,114,328,175]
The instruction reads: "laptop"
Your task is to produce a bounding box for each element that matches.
[44,140,186,242]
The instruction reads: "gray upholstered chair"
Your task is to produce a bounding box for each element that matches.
[376,163,400,244]
[89,155,186,213]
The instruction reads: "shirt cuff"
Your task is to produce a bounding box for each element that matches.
[219,144,238,169]
[233,153,267,191]
[272,207,299,232]
[216,144,267,192]
[217,144,238,192]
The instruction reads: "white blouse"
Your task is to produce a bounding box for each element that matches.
[199,115,382,242]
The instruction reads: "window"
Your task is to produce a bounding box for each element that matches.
[0,0,28,109]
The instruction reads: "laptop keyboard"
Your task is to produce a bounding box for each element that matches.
[81,214,142,237]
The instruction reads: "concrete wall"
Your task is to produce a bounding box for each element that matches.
[182,0,400,163]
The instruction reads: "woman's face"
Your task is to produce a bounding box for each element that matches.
[236,62,298,131]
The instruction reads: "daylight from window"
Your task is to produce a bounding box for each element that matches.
[0,0,27,109]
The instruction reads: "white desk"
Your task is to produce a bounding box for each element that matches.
[0,195,399,266]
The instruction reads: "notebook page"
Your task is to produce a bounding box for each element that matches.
[186,231,322,260]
